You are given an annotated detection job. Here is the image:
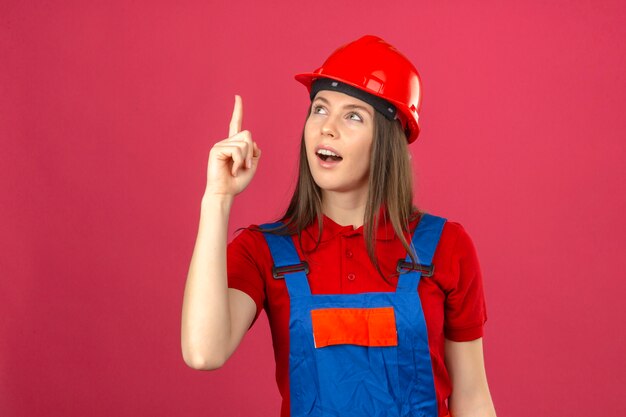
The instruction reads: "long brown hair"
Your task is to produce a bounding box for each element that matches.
[260,104,421,280]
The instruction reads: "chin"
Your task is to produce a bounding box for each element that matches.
[312,176,367,195]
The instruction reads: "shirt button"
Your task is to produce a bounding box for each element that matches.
[347,273,356,281]
[345,250,353,258]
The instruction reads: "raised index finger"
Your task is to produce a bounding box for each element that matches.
[228,95,243,137]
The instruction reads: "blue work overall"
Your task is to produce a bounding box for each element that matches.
[261,213,447,417]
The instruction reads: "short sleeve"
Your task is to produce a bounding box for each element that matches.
[226,227,269,325]
[443,224,488,341]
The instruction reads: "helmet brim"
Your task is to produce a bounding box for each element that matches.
[294,72,420,143]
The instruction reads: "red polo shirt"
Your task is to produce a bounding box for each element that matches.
[227,212,487,417]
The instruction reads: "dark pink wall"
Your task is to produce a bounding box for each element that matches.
[2,1,625,416]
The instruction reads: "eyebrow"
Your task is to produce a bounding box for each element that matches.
[313,96,373,118]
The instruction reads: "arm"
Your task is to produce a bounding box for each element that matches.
[445,338,497,417]
[181,95,261,370]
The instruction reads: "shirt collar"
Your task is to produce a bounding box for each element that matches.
[303,206,399,243]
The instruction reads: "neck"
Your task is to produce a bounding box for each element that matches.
[321,190,368,229]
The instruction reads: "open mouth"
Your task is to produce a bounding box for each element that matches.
[316,149,343,162]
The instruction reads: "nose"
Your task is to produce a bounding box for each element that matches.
[321,116,338,138]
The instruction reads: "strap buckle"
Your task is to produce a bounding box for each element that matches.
[396,260,434,277]
[272,261,310,279]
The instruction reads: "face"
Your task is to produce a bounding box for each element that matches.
[304,90,375,197]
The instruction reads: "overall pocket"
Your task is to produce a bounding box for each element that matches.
[310,307,401,417]
[311,307,398,348]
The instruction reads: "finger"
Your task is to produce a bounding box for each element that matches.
[228,95,243,137]
[220,135,250,163]
[215,145,245,177]
[226,130,253,168]
[243,132,254,168]
[214,142,245,161]
[225,130,252,143]
[252,142,261,159]
[231,155,243,177]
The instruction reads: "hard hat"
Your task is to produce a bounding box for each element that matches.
[295,35,423,143]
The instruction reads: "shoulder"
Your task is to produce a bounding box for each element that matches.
[442,220,474,251]
[441,219,479,264]
[413,213,476,256]
[228,222,299,260]
[413,214,481,274]
[227,225,274,265]
[229,224,266,247]
[423,214,483,289]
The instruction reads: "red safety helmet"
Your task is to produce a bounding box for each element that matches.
[295,35,423,143]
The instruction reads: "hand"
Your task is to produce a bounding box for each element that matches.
[204,95,261,197]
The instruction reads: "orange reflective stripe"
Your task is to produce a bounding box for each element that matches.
[311,307,398,348]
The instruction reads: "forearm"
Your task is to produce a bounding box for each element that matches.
[447,364,496,417]
[181,194,234,369]
[445,338,497,417]
[449,396,496,417]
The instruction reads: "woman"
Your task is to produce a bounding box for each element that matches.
[181,35,496,417]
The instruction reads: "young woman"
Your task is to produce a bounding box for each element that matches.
[181,35,496,417]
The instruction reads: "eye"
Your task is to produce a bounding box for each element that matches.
[347,112,363,122]
[312,105,327,115]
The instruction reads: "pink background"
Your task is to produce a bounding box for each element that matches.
[2,1,625,416]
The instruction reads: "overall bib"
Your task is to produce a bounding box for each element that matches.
[261,214,447,417]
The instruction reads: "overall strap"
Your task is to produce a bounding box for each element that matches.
[396,213,447,293]
[259,222,311,297]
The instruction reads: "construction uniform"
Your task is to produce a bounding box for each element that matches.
[227,212,487,416]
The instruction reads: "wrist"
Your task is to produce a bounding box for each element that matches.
[201,192,234,211]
